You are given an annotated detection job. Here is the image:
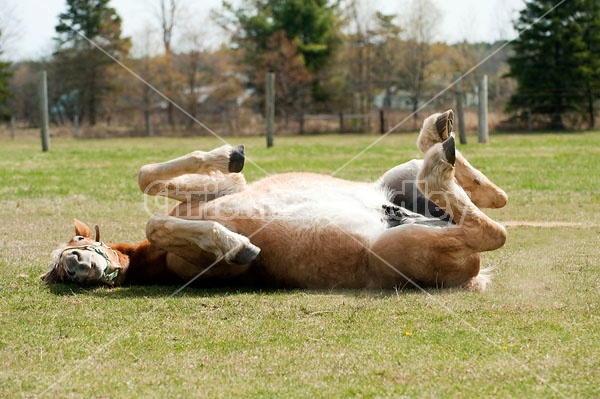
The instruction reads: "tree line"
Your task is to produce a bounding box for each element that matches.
[2,0,600,135]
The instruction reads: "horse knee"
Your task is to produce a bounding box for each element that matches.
[138,165,156,194]
[483,222,507,251]
[146,215,173,247]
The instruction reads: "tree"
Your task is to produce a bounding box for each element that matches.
[0,5,16,119]
[257,30,314,132]
[54,0,130,126]
[371,12,403,109]
[156,0,181,127]
[216,0,340,107]
[506,0,600,129]
[0,40,12,118]
[10,61,42,126]
[580,0,600,128]
[344,0,377,126]
[399,0,441,127]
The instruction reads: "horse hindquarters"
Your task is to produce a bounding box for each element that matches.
[366,138,506,291]
[366,225,483,290]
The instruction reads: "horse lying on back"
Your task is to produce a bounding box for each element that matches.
[43,110,507,291]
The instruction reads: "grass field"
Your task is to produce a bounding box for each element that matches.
[0,131,598,398]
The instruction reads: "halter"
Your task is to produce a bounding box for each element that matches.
[59,241,121,282]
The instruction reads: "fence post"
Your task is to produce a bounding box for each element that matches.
[339,112,343,133]
[265,72,275,147]
[39,70,50,152]
[74,114,80,138]
[478,74,489,143]
[454,74,467,145]
[10,115,15,140]
[379,109,385,134]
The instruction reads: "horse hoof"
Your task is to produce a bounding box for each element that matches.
[435,110,453,140]
[228,145,245,173]
[442,136,456,167]
[229,243,260,265]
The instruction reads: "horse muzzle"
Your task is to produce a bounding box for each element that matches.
[62,249,105,282]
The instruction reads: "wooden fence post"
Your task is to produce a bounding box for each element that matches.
[265,72,275,147]
[478,74,489,143]
[10,115,15,140]
[454,74,467,145]
[74,115,80,138]
[39,70,50,152]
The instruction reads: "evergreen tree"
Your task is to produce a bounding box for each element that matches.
[506,0,600,129]
[580,0,600,128]
[0,31,13,118]
[54,0,130,126]
[0,60,12,118]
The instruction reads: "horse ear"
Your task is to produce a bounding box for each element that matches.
[40,267,62,284]
[73,219,92,238]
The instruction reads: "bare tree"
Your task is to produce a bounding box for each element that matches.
[346,0,377,130]
[399,0,441,127]
[156,0,180,127]
[157,0,178,55]
[0,1,20,57]
[177,23,207,128]
[140,28,161,136]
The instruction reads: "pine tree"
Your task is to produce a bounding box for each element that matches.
[506,0,600,129]
[54,0,130,126]
[0,31,13,118]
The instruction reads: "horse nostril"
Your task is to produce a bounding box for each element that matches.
[71,250,82,261]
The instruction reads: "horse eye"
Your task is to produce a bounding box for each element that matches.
[474,178,481,186]
[74,236,85,241]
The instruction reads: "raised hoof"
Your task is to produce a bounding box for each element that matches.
[442,136,456,167]
[228,144,245,173]
[229,243,260,265]
[435,110,454,140]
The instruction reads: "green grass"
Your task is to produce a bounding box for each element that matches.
[0,131,598,398]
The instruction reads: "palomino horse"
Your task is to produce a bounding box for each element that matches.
[43,110,507,291]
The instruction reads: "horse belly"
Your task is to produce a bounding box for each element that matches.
[214,174,388,288]
[241,219,369,288]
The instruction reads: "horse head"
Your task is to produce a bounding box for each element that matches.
[42,219,128,286]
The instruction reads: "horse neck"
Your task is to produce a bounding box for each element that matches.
[107,241,170,285]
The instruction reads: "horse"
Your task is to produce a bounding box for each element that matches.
[42,110,507,292]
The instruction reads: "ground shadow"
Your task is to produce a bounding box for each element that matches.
[43,281,422,299]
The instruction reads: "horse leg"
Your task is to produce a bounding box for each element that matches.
[146,214,260,266]
[416,110,507,209]
[416,110,453,154]
[138,144,246,201]
[379,159,452,221]
[143,172,246,203]
[368,137,506,291]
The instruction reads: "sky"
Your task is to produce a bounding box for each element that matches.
[5,0,526,61]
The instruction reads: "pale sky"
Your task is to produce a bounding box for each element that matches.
[5,0,525,61]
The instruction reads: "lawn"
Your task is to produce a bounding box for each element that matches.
[0,130,598,398]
